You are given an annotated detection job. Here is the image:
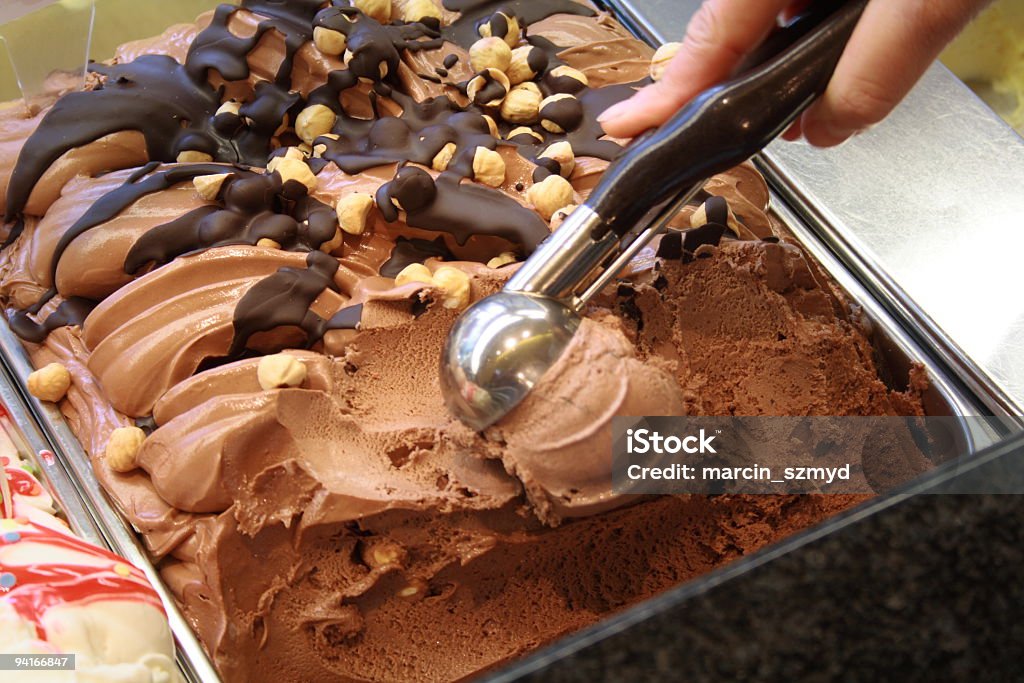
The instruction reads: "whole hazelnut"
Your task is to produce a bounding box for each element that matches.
[500,82,541,124]
[539,93,582,134]
[486,251,517,268]
[482,114,500,138]
[27,363,71,402]
[527,174,575,221]
[395,263,434,286]
[402,0,442,23]
[472,147,506,187]
[467,68,510,107]
[257,354,307,391]
[271,157,318,193]
[313,26,347,56]
[538,141,575,178]
[506,46,544,85]
[469,36,512,73]
[478,11,520,47]
[353,0,390,23]
[431,142,457,171]
[506,126,543,144]
[547,65,589,91]
[336,193,375,235]
[216,100,242,117]
[296,104,338,145]
[176,150,213,163]
[105,426,146,473]
[319,228,345,254]
[193,173,231,201]
[433,266,472,309]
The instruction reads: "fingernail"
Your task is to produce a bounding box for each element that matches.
[804,118,853,147]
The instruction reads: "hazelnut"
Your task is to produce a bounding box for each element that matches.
[271,157,318,193]
[312,143,328,158]
[507,126,543,144]
[500,82,541,124]
[486,251,517,268]
[467,68,510,107]
[176,150,213,163]
[433,266,472,309]
[216,100,242,117]
[478,11,520,47]
[353,0,390,23]
[296,104,338,145]
[395,263,434,286]
[256,238,281,249]
[431,142,457,171]
[27,363,71,402]
[284,146,307,161]
[361,541,406,568]
[538,141,575,178]
[320,228,344,254]
[469,36,512,73]
[650,42,682,81]
[539,93,582,133]
[336,193,375,235]
[690,196,751,238]
[313,26,347,56]
[193,173,231,201]
[527,174,574,220]
[482,114,499,138]
[401,0,442,23]
[548,65,589,90]
[105,426,146,473]
[550,204,577,231]
[345,50,390,81]
[472,146,506,187]
[397,578,427,600]
[507,46,545,85]
[257,353,307,390]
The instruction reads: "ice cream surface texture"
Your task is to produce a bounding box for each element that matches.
[0,1,929,680]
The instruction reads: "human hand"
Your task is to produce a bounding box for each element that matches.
[598,0,992,146]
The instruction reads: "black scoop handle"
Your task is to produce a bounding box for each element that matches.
[588,0,867,238]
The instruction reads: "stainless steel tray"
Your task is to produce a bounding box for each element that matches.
[0,3,1009,682]
[0,358,105,547]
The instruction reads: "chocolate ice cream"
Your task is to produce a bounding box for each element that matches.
[0,1,926,680]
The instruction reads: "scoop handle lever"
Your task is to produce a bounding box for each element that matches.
[587,0,868,239]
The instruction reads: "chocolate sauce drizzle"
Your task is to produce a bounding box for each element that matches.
[380,237,454,278]
[377,167,549,251]
[125,171,338,273]
[230,250,358,355]
[4,0,642,346]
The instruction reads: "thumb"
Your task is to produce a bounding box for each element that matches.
[599,0,790,138]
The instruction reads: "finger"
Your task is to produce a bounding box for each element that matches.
[781,119,802,141]
[599,0,791,138]
[801,0,990,147]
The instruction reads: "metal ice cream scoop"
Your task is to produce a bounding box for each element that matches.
[441,0,868,430]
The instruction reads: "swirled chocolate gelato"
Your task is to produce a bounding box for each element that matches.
[0,1,927,680]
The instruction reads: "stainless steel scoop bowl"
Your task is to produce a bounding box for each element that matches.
[441,0,868,430]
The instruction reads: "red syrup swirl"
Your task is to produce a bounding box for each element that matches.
[0,519,164,641]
